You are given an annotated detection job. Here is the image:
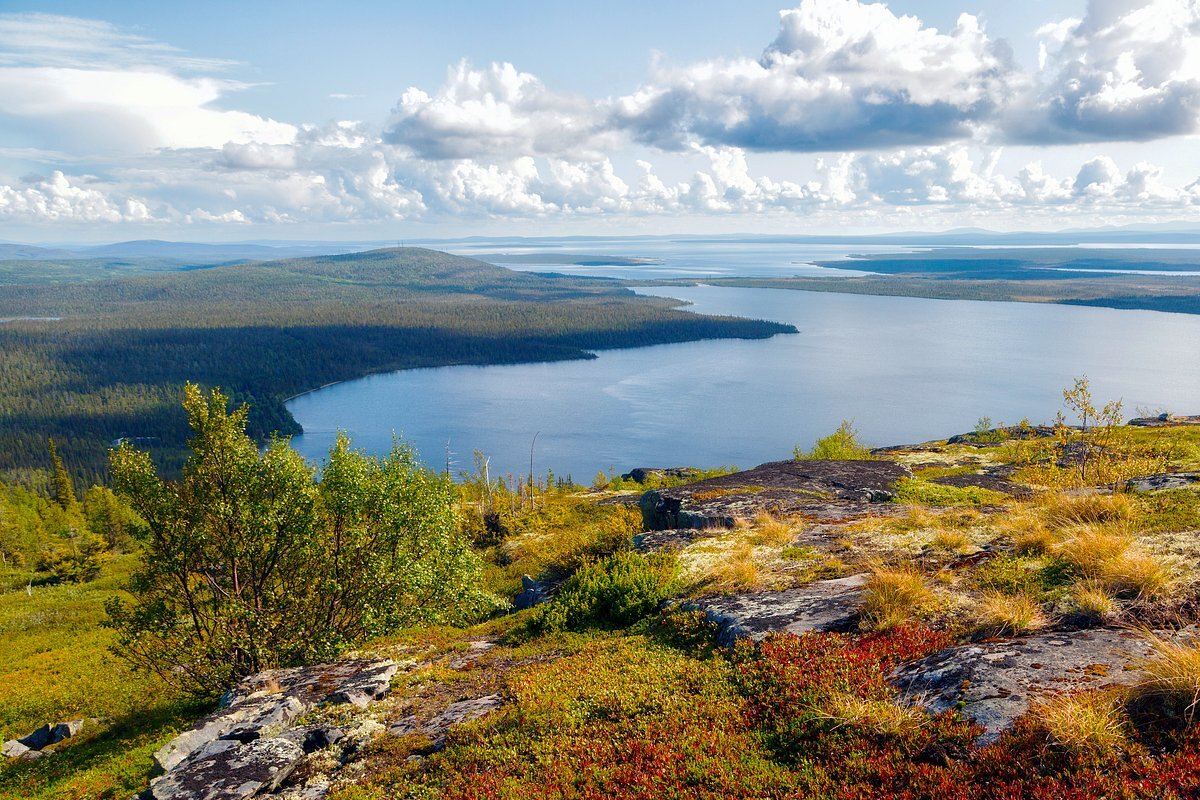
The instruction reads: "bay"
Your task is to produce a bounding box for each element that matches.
[287,283,1200,480]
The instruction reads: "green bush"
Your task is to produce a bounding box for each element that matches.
[535,550,679,632]
[106,385,494,697]
[794,420,873,460]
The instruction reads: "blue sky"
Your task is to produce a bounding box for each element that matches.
[1,0,1198,241]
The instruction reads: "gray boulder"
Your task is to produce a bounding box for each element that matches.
[17,724,53,750]
[1125,472,1200,492]
[1,739,30,759]
[693,574,867,647]
[640,459,911,530]
[150,736,304,800]
[513,575,550,610]
[893,628,1165,742]
[51,719,84,744]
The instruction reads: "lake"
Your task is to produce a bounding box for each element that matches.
[287,276,1200,481]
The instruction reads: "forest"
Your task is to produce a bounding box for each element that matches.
[0,247,793,482]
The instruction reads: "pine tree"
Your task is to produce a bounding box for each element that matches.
[47,437,76,509]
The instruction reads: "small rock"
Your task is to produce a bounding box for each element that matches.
[2,739,30,759]
[324,660,400,708]
[513,575,549,610]
[620,467,699,484]
[17,724,53,750]
[51,719,84,744]
[424,695,502,748]
[221,695,306,743]
[302,726,345,754]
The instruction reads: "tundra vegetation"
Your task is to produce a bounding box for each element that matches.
[6,382,1200,798]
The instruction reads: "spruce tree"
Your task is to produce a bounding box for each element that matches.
[47,437,76,509]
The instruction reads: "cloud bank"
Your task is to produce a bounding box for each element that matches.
[2,2,1200,233]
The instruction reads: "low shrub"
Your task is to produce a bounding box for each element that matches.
[794,420,874,461]
[534,551,679,632]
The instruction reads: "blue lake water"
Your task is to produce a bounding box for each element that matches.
[288,275,1200,481]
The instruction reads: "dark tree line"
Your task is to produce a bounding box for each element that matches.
[0,248,794,480]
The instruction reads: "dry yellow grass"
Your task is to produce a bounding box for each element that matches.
[1100,550,1177,599]
[1056,526,1176,599]
[1043,492,1135,529]
[1072,582,1118,621]
[860,565,934,631]
[1056,526,1133,578]
[816,693,926,737]
[752,513,796,546]
[930,528,970,552]
[1034,692,1128,755]
[706,542,764,593]
[973,591,1048,636]
[1128,637,1200,722]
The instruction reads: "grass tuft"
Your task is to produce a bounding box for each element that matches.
[860,566,934,631]
[973,591,1048,636]
[1128,637,1200,723]
[1034,692,1128,756]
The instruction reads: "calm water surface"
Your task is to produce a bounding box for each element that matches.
[288,284,1200,480]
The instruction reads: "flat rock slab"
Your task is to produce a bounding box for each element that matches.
[929,472,1032,498]
[640,459,911,530]
[155,658,399,773]
[388,694,503,748]
[892,629,1160,742]
[634,528,719,553]
[150,736,304,800]
[1125,472,1200,492]
[695,574,868,647]
[1129,414,1200,428]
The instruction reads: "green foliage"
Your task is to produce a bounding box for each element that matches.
[105,385,491,696]
[534,551,679,632]
[892,477,1009,507]
[794,420,873,460]
[0,555,200,800]
[46,438,75,510]
[81,485,142,552]
[972,553,1073,600]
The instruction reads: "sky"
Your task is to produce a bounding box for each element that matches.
[2,0,1200,242]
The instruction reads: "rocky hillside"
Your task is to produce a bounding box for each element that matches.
[8,415,1200,799]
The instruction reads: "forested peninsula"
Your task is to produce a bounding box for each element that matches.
[0,248,793,483]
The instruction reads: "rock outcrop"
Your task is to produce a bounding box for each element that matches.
[1125,472,1200,492]
[1,718,84,760]
[639,459,911,530]
[892,629,1166,742]
[620,467,700,484]
[693,575,867,647]
[1128,413,1200,427]
[150,659,400,800]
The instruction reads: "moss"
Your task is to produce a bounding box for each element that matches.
[892,478,1010,507]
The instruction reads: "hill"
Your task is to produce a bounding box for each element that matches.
[0,248,793,481]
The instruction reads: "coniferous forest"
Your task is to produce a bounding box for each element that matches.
[0,247,793,482]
